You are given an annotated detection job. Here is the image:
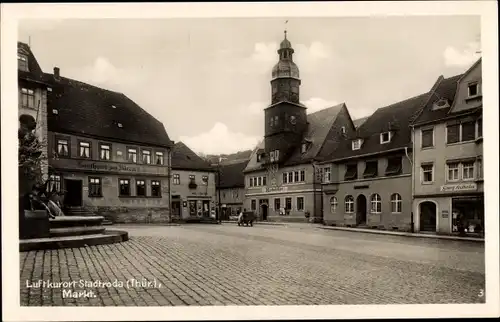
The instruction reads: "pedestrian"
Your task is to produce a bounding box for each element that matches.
[238,209,244,224]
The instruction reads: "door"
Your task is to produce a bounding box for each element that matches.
[419,201,437,232]
[261,204,268,221]
[171,200,181,218]
[356,194,367,225]
[202,200,210,217]
[64,179,82,207]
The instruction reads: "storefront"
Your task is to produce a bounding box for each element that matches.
[452,195,484,234]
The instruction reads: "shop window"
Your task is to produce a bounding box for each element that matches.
[173,174,180,185]
[57,139,69,157]
[363,161,378,178]
[345,195,354,213]
[285,197,292,211]
[390,193,402,213]
[99,144,111,160]
[88,177,102,197]
[370,194,381,213]
[462,162,475,180]
[344,164,357,181]
[136,180,146,196]
[421,128,434,148]
[296,197,304,211]
[79,141,91,159]
[151,180,161,197]
[447,162,460,182]
[20,88,35,109]
[189,200,197,216]
[385,156,402,176]
[330,196,338,213]
[155,151,164,165]
[127,148,137,163]
[142,150,151,164]
[119,179,130,196]
[421,164,434,183]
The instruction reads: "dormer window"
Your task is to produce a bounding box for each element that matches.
[18,53,28,71]
[257,153,262,162]
[380,132,392,144]
[341,126,346,135]
[52,109,59,115]
[352,139,362,151]
[432,98,449,110]
[468,82,479,98]
[117,122,123,128]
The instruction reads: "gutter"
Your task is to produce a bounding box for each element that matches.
[412,108,482,128]
[318,147,409,164]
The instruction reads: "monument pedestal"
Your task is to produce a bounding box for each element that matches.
[20,210,50,240]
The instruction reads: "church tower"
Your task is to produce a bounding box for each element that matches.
[264,31,308,164]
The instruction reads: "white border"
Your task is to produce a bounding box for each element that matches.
[2,1,499,321]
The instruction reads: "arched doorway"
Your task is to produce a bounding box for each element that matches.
[419,201,437,232]
[356,194,367,225]
[261,204,268,221]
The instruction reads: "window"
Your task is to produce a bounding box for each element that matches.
[283,173,288,184]
[127,148,137,163]
[370,194,381,213]
[136,180,146,196]
[322,167,331,183]
[274,115,279,126]
[202,175,209,185]
[344,164,357,181]
[468,82,479,97]
[385,156,402,176]
[249,177,254,187]
[57,139,69,157]
[48,175,61,192]
[151,180,161,197]
[296,197,304,211]
[251,200,256,211]
[88,177,102,197]
[270,117,274,127]
[79,141,91,159]
[390,193,402,213]
[257,177,262,186]
[20,88,35,109]
[363,161,378,178]
[285,197,292,210]
[461,121,476,142]
[462,162,475,180]
[352,139,362,150]
[100,144,111,160]
[273,150,280,161]
[18,53,28,71]
[172,174,180,185]
[446,124,460,144]
[189,175,195,181]
[330,197,337,213]
[274,198,280,211]
[142,150,151,164]
[421,128,434,148]
[262,176,267,186]
[290,115,296,124]
[345,195,354,213]
[119,179,130,196]
[380,132,391,144]
[341,127,346,134]
[447,162,460,182]
[294,171,299,182]
[477,157,483,179]
[421,164,434,183]
[155,151,164,165]
[477,118,482,138]
[288,172,293,183]
[300,170,305,182]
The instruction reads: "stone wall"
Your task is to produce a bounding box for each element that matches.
[91,206,171,223]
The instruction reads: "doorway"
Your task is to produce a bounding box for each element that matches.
[64,179,82,207]
[419,201,437,232]
[202,200,210,217]
[356,194,367,225]
[171,200,181,219]
[261,204,269,221]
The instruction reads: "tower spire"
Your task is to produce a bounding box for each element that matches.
[284,20,288,39]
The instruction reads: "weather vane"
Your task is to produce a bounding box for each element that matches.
[284,20,288,38]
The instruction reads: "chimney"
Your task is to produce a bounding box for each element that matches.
[54,67,60,80]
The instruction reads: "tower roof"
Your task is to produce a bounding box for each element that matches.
[280,30,292,49]
[272,30,300,80]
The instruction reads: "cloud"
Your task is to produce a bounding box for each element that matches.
[178,122,260,155]
[443,42,481,67]
[302,97,339,114]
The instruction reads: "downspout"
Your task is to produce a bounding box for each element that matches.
[312,160,317,223]
[406,125,415,233]
[167,145,172,223]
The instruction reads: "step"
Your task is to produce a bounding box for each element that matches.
[50,226,106,237]
[20,230,129,252]
[267,216,309,223]
[102,220,113,226]
[49,216,104,228]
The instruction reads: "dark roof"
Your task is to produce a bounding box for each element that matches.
[353,116,369,128]
[17,42,46,84]
[171,142,215,171]
[45,73,173,148]
[205,150,252,165]
[216,160,249,189]
[411,74,464,126]
[325,92,432,162]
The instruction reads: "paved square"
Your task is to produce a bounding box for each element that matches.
[19,224,485,306]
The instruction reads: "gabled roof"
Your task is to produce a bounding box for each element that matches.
[216,160,249,189]
[326,92,432,162]
[411,74,464,126]
[171,142,215,171]
[17,42,47,84]
[243,140,265,173]
[353,116,369,128]
[44,73,173,148]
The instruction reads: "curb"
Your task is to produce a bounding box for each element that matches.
[317,226,484,242]
[221,221,286,226]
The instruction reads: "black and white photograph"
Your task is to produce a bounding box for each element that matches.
[2,1,499,321]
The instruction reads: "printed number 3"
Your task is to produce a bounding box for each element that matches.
[478,289,484,297]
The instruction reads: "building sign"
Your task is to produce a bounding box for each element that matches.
[264,186,288,193]
[77,161,139,172]
[442,210,449,218]
[440,183,477,192]
[51,158,167,176]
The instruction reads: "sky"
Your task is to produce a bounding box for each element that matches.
[18,16,481,155]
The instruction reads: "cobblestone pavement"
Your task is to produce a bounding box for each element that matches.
[19,224,485,306]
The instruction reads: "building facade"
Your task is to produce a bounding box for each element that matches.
[321,92,431,231]
[216,160,249,220]
[41,66,173,223]
[243,31,357,223]
[170,142,217,221]
[412,59,483,235]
